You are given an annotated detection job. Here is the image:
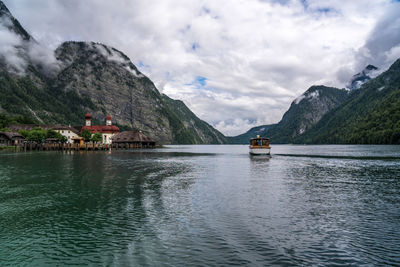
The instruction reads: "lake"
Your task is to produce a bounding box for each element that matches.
[1,145,400,266]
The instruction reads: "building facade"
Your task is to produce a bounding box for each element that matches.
[0,132,25,146]
[52,126,80,144]
[8,124,80,144]
[80,113,120,144]
[111,131,156,148]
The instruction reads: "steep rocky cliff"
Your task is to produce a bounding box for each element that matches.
[297,58,400,144]
[269,85,348,142]
[229,85,348,144]
[52,41,177,143]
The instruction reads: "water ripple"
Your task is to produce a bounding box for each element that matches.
[0,146,400,265]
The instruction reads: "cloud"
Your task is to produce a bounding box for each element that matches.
[27,41,61,76]
[3,0,400,135]
[354,2,400,71]
[0,16,26,73]
[216,119,267,137]
[0,15,60,76]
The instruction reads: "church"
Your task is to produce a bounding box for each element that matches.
[80,113,120,144]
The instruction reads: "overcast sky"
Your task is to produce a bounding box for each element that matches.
[3,0,400,135]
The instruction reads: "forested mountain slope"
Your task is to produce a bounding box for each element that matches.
[296,58,400,144]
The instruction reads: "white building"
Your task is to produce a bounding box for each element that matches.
[52,126,81,144]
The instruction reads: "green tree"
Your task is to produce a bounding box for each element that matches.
[27,128,47,143]
[46,129,60,139]
[81,129,92,143]
[60,135,68,143]
[0,114,36,129]
[18,130,30,138]
[90,132,102,143]
[46,129,67,142]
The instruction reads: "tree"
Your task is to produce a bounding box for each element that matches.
[27,128,47,143]
[18,130,30,138]
[60,135,68,143]
[90,132,102,143]
[0,114,36,129]
[46,129,67,143]
[81,129,92,143]
[46,129,60,139]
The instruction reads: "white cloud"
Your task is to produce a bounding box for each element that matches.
[3,0,400,135]
[27,41,61,76]
[0,14,60,76]
[353,2,400,72]
[0,17,26,73]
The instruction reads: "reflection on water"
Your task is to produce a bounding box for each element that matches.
[0,145,400,266]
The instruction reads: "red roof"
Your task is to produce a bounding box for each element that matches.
[85,113,92,119]
[81,125,120,134]
[106,115,112,120]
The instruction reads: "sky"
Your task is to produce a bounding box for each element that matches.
[3,0,400,136]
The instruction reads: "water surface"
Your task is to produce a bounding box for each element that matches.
[1,145,400,266]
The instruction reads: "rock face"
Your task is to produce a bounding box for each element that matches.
[274,86,349,140]
[297,58,400,144]
[0,1,227,144]
[347,65,378,90]
[229,85,348,144]
[52,41,173,143]
[161,94,227,144]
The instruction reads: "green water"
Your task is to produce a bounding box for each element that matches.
[1,145,400,266]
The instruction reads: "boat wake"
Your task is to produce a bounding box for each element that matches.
[274,153,400,160]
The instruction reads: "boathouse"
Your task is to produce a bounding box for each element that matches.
[0,132,25,146]
[80,113,120,144]
[111,131,156,149]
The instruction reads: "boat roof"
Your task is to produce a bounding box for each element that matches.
[250,137,270,141]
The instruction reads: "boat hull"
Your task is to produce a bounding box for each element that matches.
[249,148,271,155]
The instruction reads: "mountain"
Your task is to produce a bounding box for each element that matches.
[161,94,227,144]
[0,1,226,144]
[347,65,378,90]
[228,85,349,144]
[227,124,276,144]
[296,58,400,144]
[0,1,32,41]
[267,86,349,143]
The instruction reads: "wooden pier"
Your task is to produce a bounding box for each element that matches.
[2,142,156,152]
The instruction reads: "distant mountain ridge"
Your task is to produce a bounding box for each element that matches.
[227,124,276,144]
[296,58,400,144]
[228,85,348,144]
[230,59,400,145]
[268,85,348,142]
[0,1,227,144]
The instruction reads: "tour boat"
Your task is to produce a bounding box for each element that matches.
[249,135,271,155]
